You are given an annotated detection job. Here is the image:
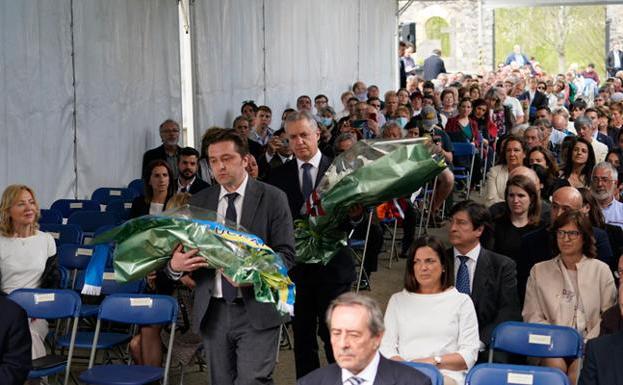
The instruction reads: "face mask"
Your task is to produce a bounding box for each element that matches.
[320,117,333,127]
[395,117,408,129]
[356,92,367,102]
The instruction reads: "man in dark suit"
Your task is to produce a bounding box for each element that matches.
[268,111,358,378]
[447,200,521,359]
[422,49,446,81]
[141,119,182,180]
[175,147,210,194]
[585,108,615,150]
[607,42,623,77]
[0,293,32,385]
[518,77,548,123]
[258,128,293,180]
[298,293,431,385]
[167,129,295,384]
[521,187,614,302]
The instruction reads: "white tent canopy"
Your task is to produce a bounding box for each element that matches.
[0,0,398,207]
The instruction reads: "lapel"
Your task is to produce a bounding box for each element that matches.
[372,356,392,385]
[240,177,261,231]
[471,248,490,300]
[316,154,331,187]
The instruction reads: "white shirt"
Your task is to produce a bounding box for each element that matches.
[503,96,524,118]
[213,173,249,297]
[615,50,621,69]
[453,244,481,291]
[341,351,380,385]
[149,202,164,215]
[265,152,293,164]
[296,150,322,192]
[177,176,196,193]
[380,288,480,385]
[590,138,608,163]
[0,231,56,293]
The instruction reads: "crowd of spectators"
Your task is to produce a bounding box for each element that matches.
[4,45,623,385]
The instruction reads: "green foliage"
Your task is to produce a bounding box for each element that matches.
[495,6,605,78]
[425,16,451,57]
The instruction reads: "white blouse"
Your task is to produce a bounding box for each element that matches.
[380,288,480,385]
[0,231,56,293]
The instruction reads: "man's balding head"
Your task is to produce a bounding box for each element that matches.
[509,166,540,191]
[551,186,583,222]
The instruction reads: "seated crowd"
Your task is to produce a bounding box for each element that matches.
[4,56,623,385]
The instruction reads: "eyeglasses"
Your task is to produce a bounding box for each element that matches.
[161,129,180,134]
[556,230,581,240]
[592,176,614,184]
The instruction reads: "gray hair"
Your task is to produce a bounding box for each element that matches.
[552,107,570,119]
[534,119,552,130]
[326,292,385,336]
[320,106,336,116]
[333,133,356,153]
[381,121,403,138]
[574,115,592,131]
[524,126,544,141]
[159,119,179,132]
[284,110,318,131]
[592,161,619,182]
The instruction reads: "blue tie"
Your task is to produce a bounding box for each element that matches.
[456,255,471,294]
[222,192,239,302]
[301,163,313,200]
[346,376,365,385]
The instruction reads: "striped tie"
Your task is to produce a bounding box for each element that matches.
[456,255,471,295]
[346,376,365,385]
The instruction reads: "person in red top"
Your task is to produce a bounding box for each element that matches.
[445,98,484,186]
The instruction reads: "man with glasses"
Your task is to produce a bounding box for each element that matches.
[519,77,548,124]
[591,162,623,229]
[142,119,181,180]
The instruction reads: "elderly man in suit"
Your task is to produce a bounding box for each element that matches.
[422,49,446,81]
[167,128,295,385]
[142,119,181,180]
[447,200,521,361]
[268,111,370,378]
[298,292,431,385]
[0,292,32,385]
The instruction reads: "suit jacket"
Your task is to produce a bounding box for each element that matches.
[188,177,296,333]
[297,354,432,385]
[579,331,623,385]
[522,256,616,340]
[599,304,623,337]
[448,247,521,345]
[0,294,32,385]
[607,49,623,73]
[422,55,446,81]
[596,132,615,151]
[141,144,181,180]
[184,177,210,195]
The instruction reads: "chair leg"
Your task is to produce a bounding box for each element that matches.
[355,214,374,293]
[388,220,398,269]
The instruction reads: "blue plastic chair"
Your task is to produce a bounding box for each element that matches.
[401,362,443,385]
[79,294,179,385]
[39,223,84,247]
[8,289,81,385]
[50,199,100,218]
[39,208,63,224]
[466,363,569,385]
[128,178,145,196]
[106,198,133,222]
[67,211,117,242]
[489,321,583,361]
[451,142,477,199]
[91,187,137,206]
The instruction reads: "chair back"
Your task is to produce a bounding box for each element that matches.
[128,178,145,196]
[106,198,133,222]
[452,142,477,157]
[489,321,583,359]
[39,223,84,246]
[91,187,137,206]
[50,199,100,218]
[9,288,81,320]
[98,293,178,325]
[40,208,63,224]
[74,270,143,294]
[466,363,569,385]
[67,211,117,233]
[401,362,443,385]
[58,244,95,270]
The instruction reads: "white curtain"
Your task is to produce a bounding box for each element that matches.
[73,0,181,199]
[0,0,75,208]
[192,0,398,143]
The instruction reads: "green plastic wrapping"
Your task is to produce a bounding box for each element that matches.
[295,137,446,264]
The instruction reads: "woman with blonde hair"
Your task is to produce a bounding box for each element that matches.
[0,184,58,360]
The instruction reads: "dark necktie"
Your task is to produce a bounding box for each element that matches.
[301,163,313,201]
[456,255,471,295]
[222,192,239,302]
[181,186,187,193]
[346,376,365,385]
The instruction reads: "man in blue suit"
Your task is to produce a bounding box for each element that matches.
[0,292,32,385]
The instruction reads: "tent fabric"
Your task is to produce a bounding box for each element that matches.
[73,0,181,199]
[0,0,75,208]
[191,0,398,143]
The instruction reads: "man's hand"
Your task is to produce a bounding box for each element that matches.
[266,137,281,156]
[146,271,157,290]
[170,244,208,273]
[367,118,379,136]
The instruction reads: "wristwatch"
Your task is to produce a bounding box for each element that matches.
[433,355,442,366]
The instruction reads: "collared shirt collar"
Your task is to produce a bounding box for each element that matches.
[296,149,322,170]
[218,173,249,202]
[178,176,196,191]
[341,351,380,384]
[453,243,481,262]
